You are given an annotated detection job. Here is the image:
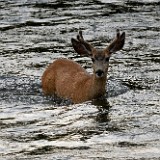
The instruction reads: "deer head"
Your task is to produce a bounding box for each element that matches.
[71,30,125,78]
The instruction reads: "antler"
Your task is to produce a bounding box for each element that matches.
[77,31,95,52]
[71,31,94,56]
[107,29,125,53]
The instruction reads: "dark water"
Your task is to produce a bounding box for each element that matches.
[0,0,160,159]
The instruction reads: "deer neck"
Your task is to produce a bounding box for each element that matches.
[90,74,107,97]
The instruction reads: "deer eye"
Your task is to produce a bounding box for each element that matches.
[91,58,95,63]
[105,57,110,62]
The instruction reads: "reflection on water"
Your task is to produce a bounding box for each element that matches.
[0,0,160,159]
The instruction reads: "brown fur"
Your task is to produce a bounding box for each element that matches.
[42,59,106,103]
[42,30,125,103]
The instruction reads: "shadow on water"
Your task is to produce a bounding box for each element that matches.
[0,75,42,104]
[92,97,111,123]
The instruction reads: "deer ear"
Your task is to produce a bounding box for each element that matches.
[71,38,91,55]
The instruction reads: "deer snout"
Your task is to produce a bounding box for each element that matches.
[95,70,104,78]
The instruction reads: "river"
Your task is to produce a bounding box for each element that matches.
[0,0,160,159]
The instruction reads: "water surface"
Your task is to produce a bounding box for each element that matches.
[0,0,160,159]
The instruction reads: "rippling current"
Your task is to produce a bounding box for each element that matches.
[0,0,160,159]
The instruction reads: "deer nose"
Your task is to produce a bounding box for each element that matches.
[95,70,104,77]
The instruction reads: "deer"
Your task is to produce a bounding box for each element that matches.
[42,30,125,104]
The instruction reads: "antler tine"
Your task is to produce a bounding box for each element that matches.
[79,30,84,40]
[77,30,93,51]
[77,30,84,42]
[116,29,120,38]
[107,29,125,53]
